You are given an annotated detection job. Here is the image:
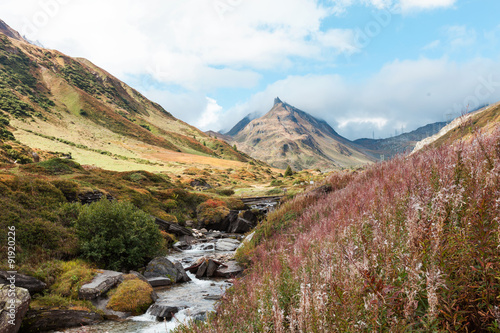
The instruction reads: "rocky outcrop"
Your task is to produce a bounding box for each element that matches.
[78,270,123,300]
[190,179,212,190]
[77,190,114,204]
[215,238,241,251]
[144,257,191,287]
[0,272,46,295]
[0,284,30,333]
[20,309,102,332]
[215,261,244,278]
[197,208,235,231]
[155,217,193,237]
[228,216,254,233]
[148,302,187,321]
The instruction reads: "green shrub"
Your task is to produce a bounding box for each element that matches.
[75,199,165,271]
[284,165,293,177]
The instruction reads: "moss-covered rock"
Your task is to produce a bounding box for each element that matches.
[106,275,155,315]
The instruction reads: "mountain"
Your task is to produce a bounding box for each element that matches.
[225,114,254,136]
[354,121,447,160]
[0,20,256,171]
[0,19,24,41]
[413,102,500,153]
[230,97,375,170]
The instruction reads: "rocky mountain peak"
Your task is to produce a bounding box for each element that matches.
[274,97,283,105]
[0,19,24,41]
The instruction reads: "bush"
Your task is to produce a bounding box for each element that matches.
[284,165,293,177]
[107,274,154,315]
[75,199,165,271]
[216,188,235,196]
[196,199,230,225]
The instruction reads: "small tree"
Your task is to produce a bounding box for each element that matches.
[284,165,293,177]
[75,199,164,271]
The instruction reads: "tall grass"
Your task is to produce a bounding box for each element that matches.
[175,128,500,332]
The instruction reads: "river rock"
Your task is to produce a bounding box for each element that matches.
[0,271,46,295]
[20,309,102,332]
[173,241,191,251]
[144,258,190,286]
[173,261,191,283]
[148,302,187,321]
[147,277,174,287]
[196,261,208,279]
[78,270,123,300]
[216,261,244,278]
[206,260,219,277]
[215,238,241,251]
[0,284,30,333]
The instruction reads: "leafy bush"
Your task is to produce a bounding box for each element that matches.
[107,274,154,315]
[75,199,165,271]
[284,165,293,177]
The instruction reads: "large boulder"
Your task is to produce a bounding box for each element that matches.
[155,217,193,237]
[0,284,30,333]
[195,261,208,279]
[144,258,190,287]
[148,302,187,321]
[215,261,244,278]
[0,272,46,295]
[197,207,237,232]
[78,270,123,300]
[228,217,254,233]
[215,238,241,251]
[20,309,102,332]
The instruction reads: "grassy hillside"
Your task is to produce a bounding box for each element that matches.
[176,127,500,332]
[0,31,257,173]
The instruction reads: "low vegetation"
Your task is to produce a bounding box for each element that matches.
[106,274,155,315]
[175,128,500,332]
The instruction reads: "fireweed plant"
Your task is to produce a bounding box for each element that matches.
[175,128,500,333]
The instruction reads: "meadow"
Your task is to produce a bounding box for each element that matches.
[175,128,500,332]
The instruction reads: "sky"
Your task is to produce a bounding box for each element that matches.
[1,0,500,139]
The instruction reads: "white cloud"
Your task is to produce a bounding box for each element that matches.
[444,25,477,50]
[422,40,441,50]
[222,57,500,139]
[400,0,456,12]
[196,97,224,130]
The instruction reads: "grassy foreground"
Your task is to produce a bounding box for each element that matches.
[175,128,500,332]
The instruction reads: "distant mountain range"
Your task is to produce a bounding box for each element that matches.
[354,121,447,160]
[220,99,454,170]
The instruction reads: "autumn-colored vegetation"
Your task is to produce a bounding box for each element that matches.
[175,128,500,332]
[106,274,155,315]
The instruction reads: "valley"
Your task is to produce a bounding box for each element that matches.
[0,12,499,333]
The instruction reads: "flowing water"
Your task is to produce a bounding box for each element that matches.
[56,243,236,333]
